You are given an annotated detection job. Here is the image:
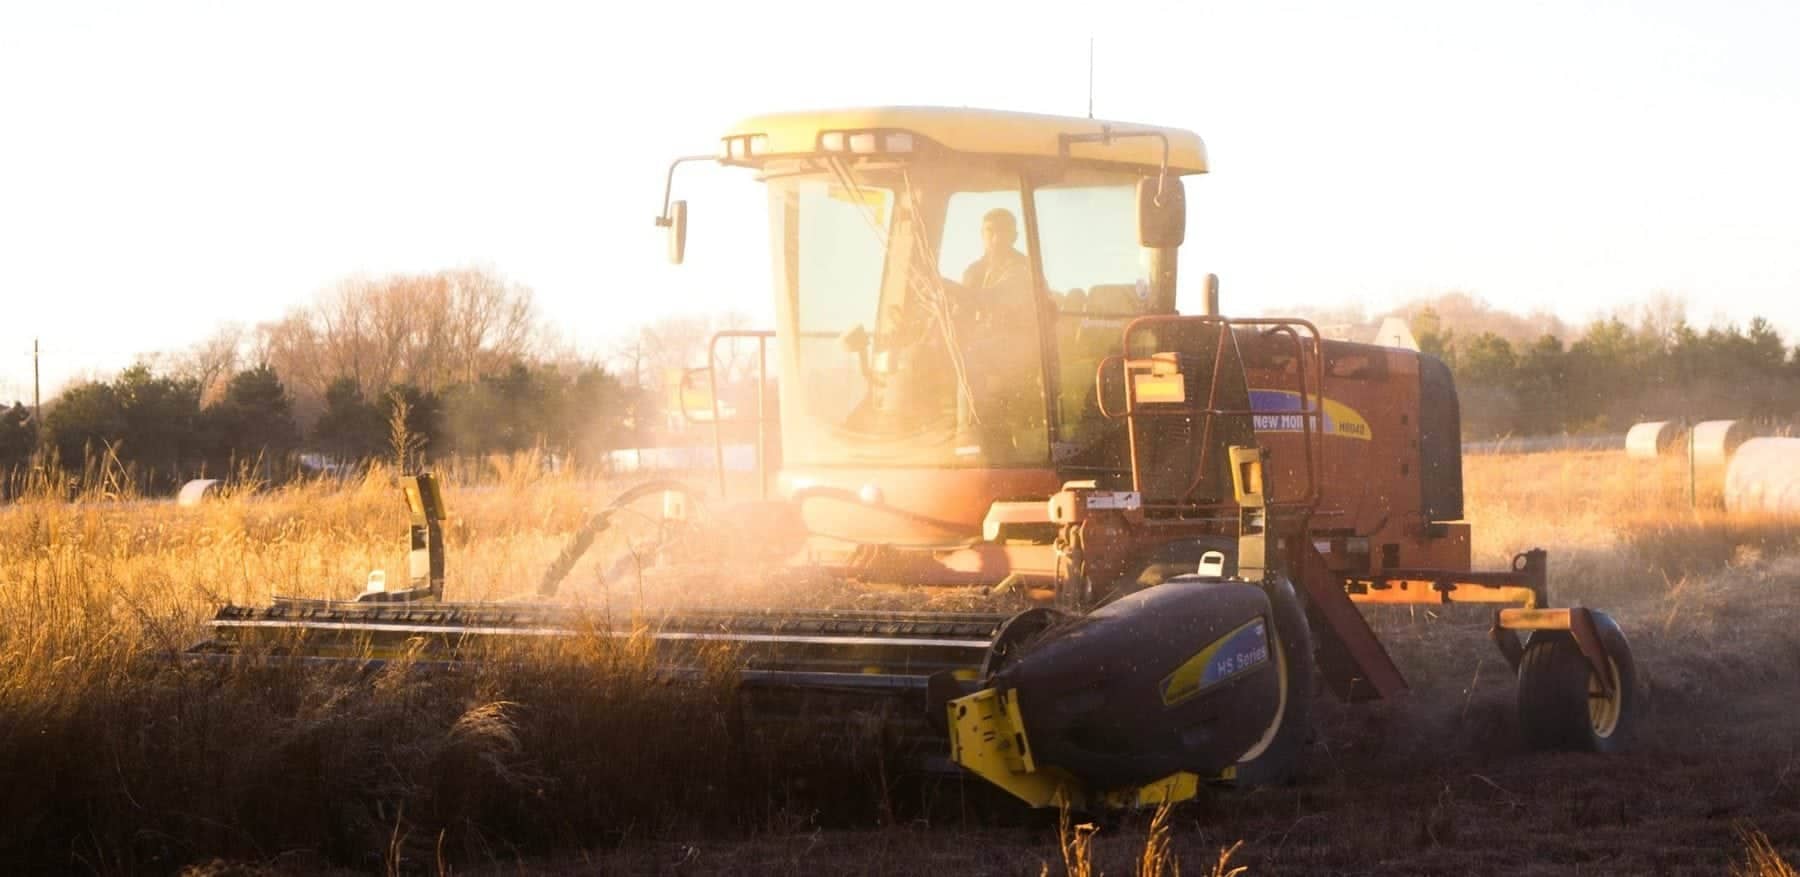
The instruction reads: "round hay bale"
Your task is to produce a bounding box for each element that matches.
[1625,421,1677,460]
[1691,419,1751,467]
[1724,438,1800,515]
[176,478,221,507]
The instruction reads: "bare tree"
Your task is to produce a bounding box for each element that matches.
[445,267,538,383]
[612,310,759,390]
[256,266,547,414]
[171,324,247,405]
[1631,291,1690,346]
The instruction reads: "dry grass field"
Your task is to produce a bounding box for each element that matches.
[1,450,1797,875]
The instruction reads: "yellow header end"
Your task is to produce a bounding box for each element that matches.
[401,474,447,523]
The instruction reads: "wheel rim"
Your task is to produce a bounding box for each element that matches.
[1587,657,1624,738]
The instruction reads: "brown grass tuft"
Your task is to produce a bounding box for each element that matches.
[1136,801,1178,877]
[1735,823,1799,877]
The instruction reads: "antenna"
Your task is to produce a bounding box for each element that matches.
[1087,37,1095,119]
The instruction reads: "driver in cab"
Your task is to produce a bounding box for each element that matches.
[962,208,1031,295]
[953,207,1043,453]
[953,207,1036,335]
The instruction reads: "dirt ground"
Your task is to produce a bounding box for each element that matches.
[498,550,1800,876]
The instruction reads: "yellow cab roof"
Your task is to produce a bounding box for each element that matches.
[722,105,1208,174]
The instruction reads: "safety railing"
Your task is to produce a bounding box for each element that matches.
[1094,315,1326,517]
[678,329,776,500]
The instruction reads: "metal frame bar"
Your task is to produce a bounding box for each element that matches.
[676,329,776,500]
[656,154,718,222]
[184,651,942,694]
[1056,127,1172,203]
[1294,542,1409,701]
[208,618,992,651]
[1343,549,1550,609]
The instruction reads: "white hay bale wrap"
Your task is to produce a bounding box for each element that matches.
[1690,419,1750,467]
[1724,438,1800,515]
[1625,421,1677,459]
[176,479,221,507]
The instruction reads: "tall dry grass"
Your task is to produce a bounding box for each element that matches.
[0,456,928,873]
[1464,450,1800,605]
[2,446,1796,873]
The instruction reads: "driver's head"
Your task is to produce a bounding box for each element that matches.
[980,208,1018,258]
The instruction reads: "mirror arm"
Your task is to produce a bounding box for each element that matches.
[657,154,719,226]
[1058,127,1172,204]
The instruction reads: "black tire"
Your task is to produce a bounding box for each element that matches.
[1228,574,1315,786]
[1517,611,1639,753]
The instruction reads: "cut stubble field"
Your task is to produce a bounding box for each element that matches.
[1,450,1797,875]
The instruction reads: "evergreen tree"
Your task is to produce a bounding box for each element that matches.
[206,364,301,474]
[0,403,34,472]
[312,377,388,462]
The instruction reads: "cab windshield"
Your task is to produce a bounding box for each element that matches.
[765,156,1151,469]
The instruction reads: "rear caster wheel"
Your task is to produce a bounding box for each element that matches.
[1517,611,1639,753]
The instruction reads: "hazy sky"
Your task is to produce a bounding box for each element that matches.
[4,1,1798,402]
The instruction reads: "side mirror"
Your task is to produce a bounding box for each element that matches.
[1136,176,1185,248]
[663,199,688,265]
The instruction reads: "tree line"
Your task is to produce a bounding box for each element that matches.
[0,268,662,496]
[8,275,1794,493]
[0,359,650,497]
[0,266,758,497]
[1404,297,1800,437]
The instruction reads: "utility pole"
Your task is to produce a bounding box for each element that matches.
[32,337,41,427]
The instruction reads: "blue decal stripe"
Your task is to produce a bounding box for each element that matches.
[1249,390,1337,434]
[1200,619,1270,688]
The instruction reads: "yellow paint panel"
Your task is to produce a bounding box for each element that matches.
[827,184,890,225]
[947,688,1081,809]
[1100,772,1202,809]
[723,106,1208,173]
[1160,633,1228,707]
[1132,372,1187,404]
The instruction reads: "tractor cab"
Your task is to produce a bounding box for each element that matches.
[661,108,1262,550]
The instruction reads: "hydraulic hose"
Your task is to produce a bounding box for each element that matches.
[535,478,701,597]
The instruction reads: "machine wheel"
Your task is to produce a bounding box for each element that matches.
[1516,612,1639,753]
[1227,574,1315,787]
